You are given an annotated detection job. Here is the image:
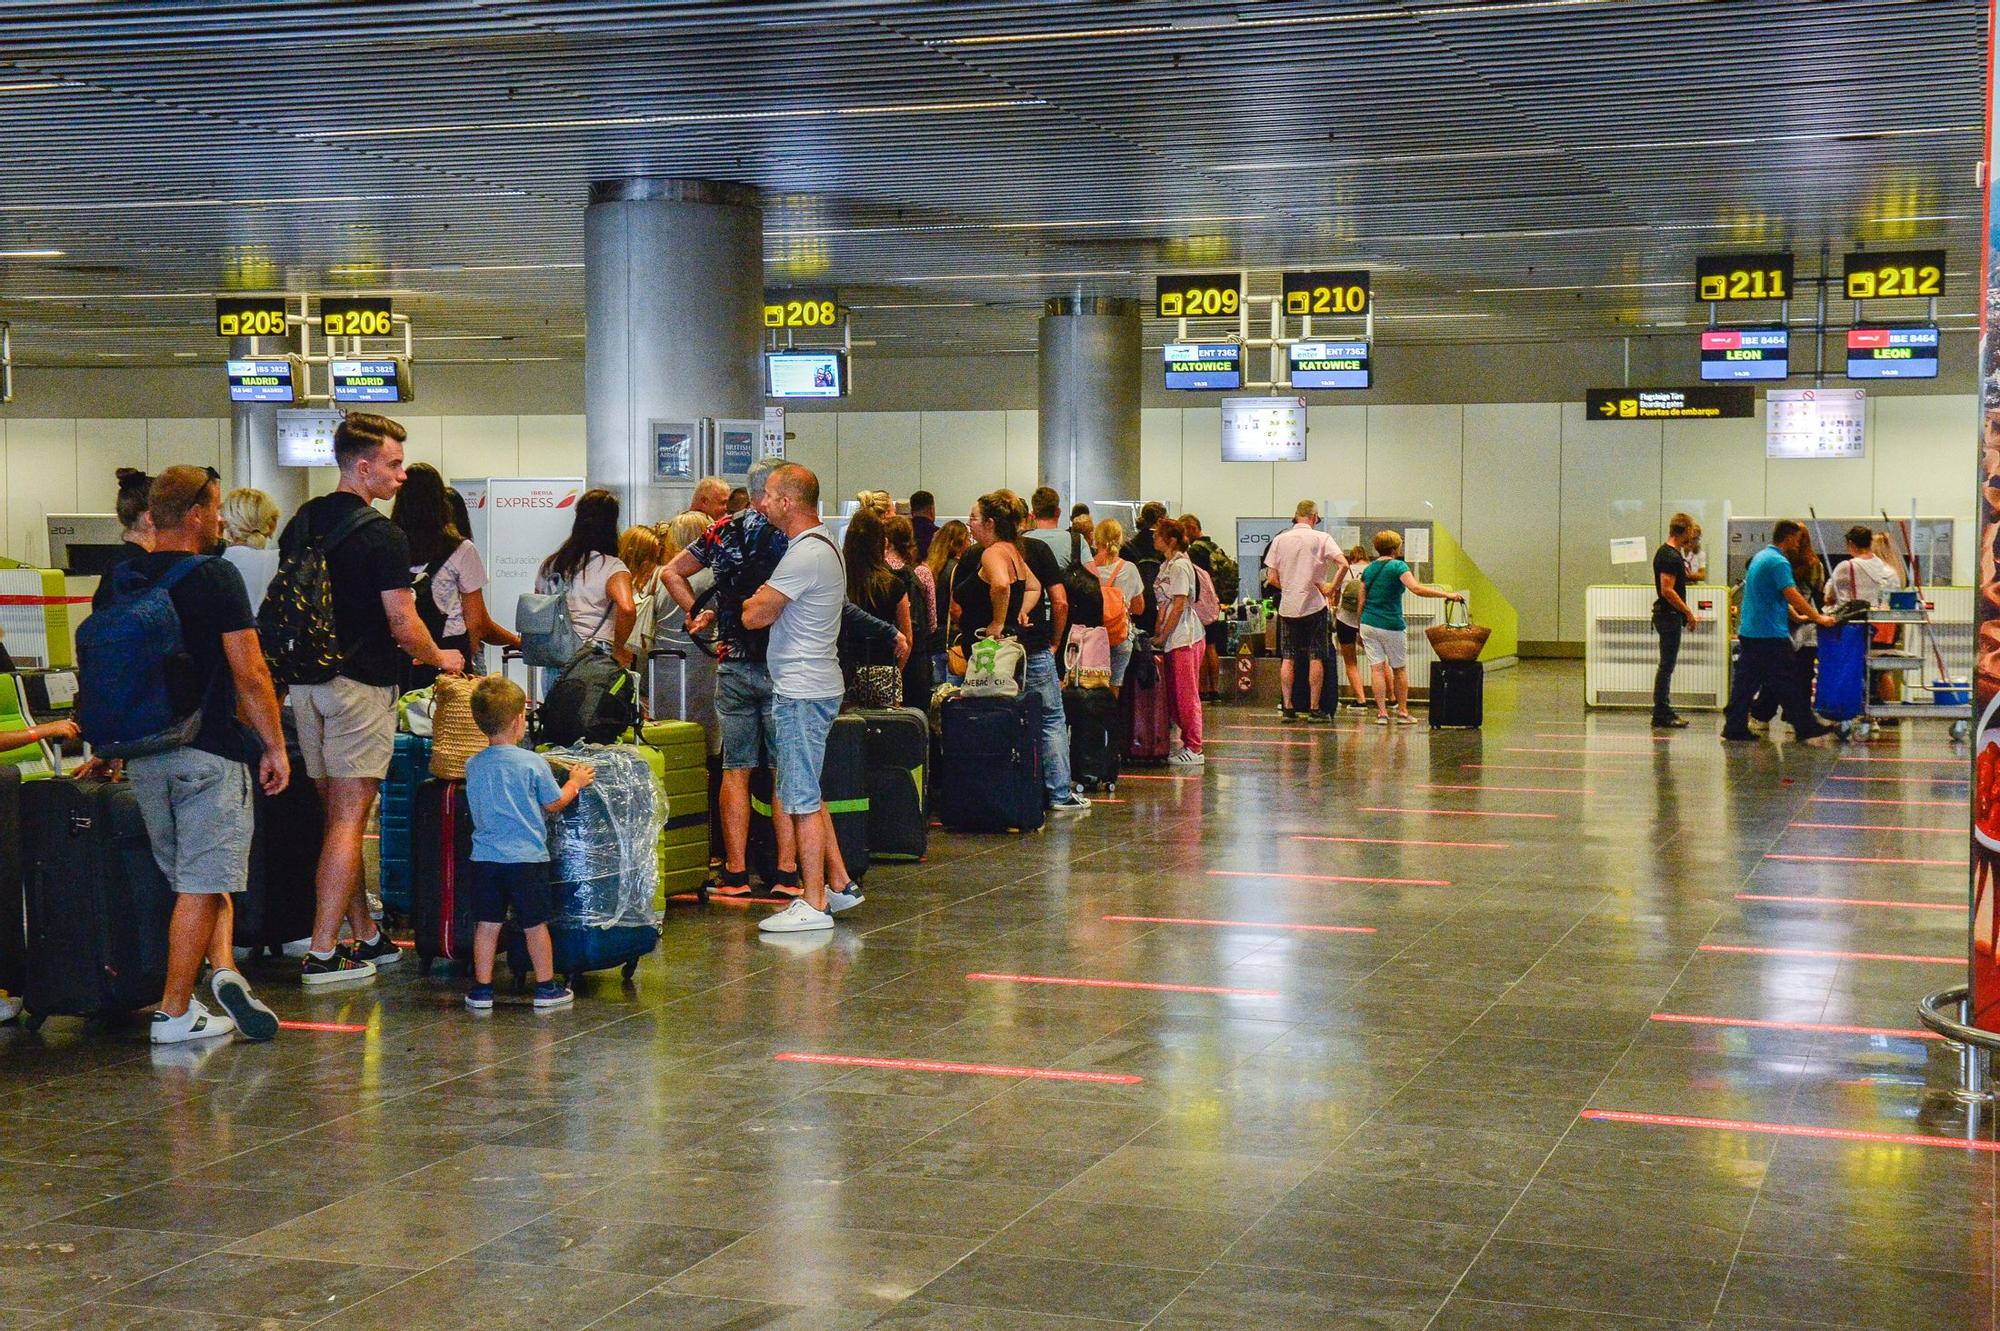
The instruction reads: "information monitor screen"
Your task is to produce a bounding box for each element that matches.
[766,350,846,399]
[1289,341,1370,390]
[276,408,344,466]
[227,359,297,404]
[329,358,408,403]
[1846,326,1939,380]
[1699,328,1789,381]
[1163,343,1241,390]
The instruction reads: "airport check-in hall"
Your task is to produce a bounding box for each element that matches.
[1,2,2000,1328]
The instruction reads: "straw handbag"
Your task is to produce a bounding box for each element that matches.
[1425,599,1489,663]
[428,674,486,779]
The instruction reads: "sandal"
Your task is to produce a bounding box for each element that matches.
[711,868,755,899]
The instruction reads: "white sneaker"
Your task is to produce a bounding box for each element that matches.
[210,969,279,1042]
[1374,714,1391,726]
[151,999,236,1045]
[758,899,834,934]
[279,937,313,959]
[0,992,19,1024]
[1048,792,1093,814]
[1168,749,1205,767]
[824,885,865,915]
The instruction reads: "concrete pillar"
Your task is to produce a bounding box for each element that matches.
[1039,296,1142,510]
[584,179,764,529]
[228,337,307,515]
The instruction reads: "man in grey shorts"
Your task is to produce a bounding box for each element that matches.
[276,413,464,984]
[90,467,290,1043]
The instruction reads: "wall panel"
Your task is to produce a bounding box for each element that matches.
[918,412,1007,517]
[1558,404,1662,641]
[1462,404,1562,643]
[1365,405,1463,533]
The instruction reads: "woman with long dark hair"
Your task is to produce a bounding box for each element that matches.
[927,519,970,683]
[535,488,637,668]
[884,514,933,707]
[391,463,517,686]
[842,508,910,706]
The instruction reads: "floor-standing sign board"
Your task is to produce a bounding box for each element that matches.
[1971,2,2000,1033]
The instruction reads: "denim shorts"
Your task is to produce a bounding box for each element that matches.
[771,693,840,814]
[127,748,254,896]
[715,661,776,771]
[468,859,553,928]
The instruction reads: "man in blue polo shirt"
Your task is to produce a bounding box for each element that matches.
[1722,519,1836,743]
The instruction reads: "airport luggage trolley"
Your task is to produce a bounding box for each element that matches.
[1845,606,1970,742]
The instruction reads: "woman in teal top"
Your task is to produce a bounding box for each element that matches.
[1355,530,1466,725]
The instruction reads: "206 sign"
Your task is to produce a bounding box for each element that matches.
[320,297,394,338]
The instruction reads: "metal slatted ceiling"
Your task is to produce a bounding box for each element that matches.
[0,0,1984,368]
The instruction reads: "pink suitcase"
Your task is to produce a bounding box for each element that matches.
[1122,653,1173,764]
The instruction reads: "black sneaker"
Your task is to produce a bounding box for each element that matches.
[1306,711,1332,725]
[1281,709,1300,723]
[350,934,403,967]
[300,946,376,987]
[1652,715,1690,729]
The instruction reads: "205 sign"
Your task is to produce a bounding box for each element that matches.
[1157,274,1240,319]
[214,297,288,338]
[320,297,394,338]
[764,296,840,330]
[1283,271,1370,317]
[1844,251,1946,300]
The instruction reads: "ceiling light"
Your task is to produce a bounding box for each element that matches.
[846,302,985,310]
[4,288,419,301]
[928,0,1621,46]
[0,82,61,93]
[0,192,523,214]
[333,261,583,274]
[310,98,1044,139]
[1467,280,1690,294]
[895,269,1134,283]
[0,249,64,258]
[417,334,510,342]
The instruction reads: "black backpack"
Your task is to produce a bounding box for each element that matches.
[409,541,457,645]
[260,503,384,687]
[1062,531,1105,628]
[538,641,637,746]
[1131,557,1163,636]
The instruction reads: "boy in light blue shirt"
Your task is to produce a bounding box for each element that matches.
[462,676,593,1011]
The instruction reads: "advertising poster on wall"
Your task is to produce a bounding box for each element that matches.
[1972,13,2000,1033]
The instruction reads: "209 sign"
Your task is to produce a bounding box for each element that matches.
[320,297,393,338]
[1157,274,1241,319]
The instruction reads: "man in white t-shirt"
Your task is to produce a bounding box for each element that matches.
[1262,500,1349,722]
[740,464,850,933]
[1022,486,1074,572]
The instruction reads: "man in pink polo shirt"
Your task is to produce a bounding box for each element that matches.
[1262,500,1349,723]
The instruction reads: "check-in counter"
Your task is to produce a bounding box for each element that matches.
[1584,583,1974,710]
[1584,584,1730,710]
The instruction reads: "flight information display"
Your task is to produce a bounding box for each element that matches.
[1289,341,1370,389]
[329,358,410,403]
[1846,326,1939,379]
[766,349,846,399]
[227,358,297,404]
[1699,328,1789,381]
[1164,343,1241,390]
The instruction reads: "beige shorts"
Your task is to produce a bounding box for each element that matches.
[291,677,398,780]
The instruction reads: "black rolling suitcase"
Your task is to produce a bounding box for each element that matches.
[748,713,870,884]
[937,693,1045,833]
[237,736,322,955]
[0,767,24,1003]
[1429,660,1484,729]
[1064,685,1119,792]
[21,777,175,1029]
[858,706,928,862]
[411,779,479,972]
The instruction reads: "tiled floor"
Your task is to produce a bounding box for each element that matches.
[0,660,1990,1329]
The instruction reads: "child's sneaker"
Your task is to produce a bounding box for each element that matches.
[464,984,495,1011]
[532,981,573,1010]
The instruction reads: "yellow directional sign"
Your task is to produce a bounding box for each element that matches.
[1586,388,1753,420]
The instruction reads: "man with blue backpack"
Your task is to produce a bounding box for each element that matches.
[80,466,290,1044]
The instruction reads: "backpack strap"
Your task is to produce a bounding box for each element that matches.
[320,503,385,555]
[111,552,210,602]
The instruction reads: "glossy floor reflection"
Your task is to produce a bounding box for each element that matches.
[0,661,1990,1329]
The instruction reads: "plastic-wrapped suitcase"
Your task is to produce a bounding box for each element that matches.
[1814,621,1868,723]
[1428,660,1484,729]
[411,779,478,973]
[748,713,870,884]
[20,777,174,1029]
[857,706,927,861]
[535,745,660,984]
[1122,657,1173,765]
[1064,685,1119,792]
[376,732,431,917]
[937,693,1045,833]
[636,720,712,904]
[237,734,322,954]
